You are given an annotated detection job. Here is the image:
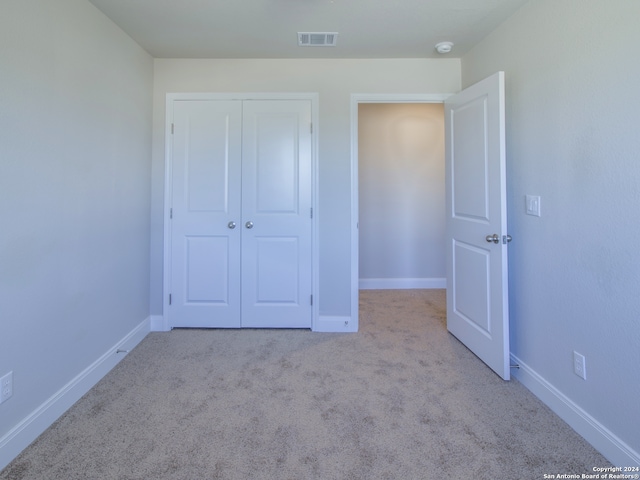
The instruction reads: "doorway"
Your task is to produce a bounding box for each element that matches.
[358,102,446,289]
[350,94,451,329]
[352,77,510,379]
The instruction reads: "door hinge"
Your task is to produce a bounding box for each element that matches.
[169,294,172,305]
[310,294,313,306]
[170,208,173,219]
[171,123,174,135]
[310,207,313,219]
[310,123,313,134]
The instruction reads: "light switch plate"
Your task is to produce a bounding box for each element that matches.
[526,195,541,216]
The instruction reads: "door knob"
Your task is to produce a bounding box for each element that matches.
[485,234,499,244]
[245,221,254,229]
[228,221,236,229]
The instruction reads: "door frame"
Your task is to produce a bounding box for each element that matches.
[350,93,453,331]
[161,92,320,331]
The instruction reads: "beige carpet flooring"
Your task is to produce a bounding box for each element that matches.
[1,290,610,479]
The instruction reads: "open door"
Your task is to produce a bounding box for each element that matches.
[445,72,510,380]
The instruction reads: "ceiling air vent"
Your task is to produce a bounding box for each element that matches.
[298,32,338,47]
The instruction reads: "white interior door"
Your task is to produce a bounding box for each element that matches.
[445,72,510,380]
[168,98,312,329]
[169,100,242,328]
[241,100,313,328]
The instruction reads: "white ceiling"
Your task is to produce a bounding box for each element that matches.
[87,0,529,59]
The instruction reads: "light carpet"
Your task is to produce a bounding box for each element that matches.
[1,290,610,479]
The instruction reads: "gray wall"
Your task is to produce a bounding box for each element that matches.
[3,0,637,468]
[358,103,445,287]
[0,0,153,462]
[462,0,640,463]
[151,59,460,318]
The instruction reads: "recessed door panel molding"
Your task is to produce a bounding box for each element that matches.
[445,72,510,380]
[255,237,299,304]
[185,236,230,304]
[252,113,300,214]
[165,95,314,330]
[452,240,491,336]
[451,96,489,223]
[183,103,235,213]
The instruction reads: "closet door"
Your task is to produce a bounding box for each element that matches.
[168,98,313,329]
[169,100,242,328]
[241,100,313,328]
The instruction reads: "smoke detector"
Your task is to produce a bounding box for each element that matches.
[298,32,338,47]
[435,41,454,54]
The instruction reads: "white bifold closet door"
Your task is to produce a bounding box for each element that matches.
[169,99,313,329]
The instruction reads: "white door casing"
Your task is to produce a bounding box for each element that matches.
[445,72,510,380]
[165,95,315,330]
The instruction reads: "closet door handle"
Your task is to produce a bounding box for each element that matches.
[245,221,254,229]
[228,221,236,229]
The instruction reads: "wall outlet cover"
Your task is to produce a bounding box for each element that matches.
[573,351,587,380]
[0,371,13,404]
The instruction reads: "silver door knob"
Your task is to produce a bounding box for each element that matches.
[245,221,253,229]
[485,234,499,244]
[228,221,236,229]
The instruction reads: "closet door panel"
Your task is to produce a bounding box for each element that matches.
[241,100,313,328]
[169,100,242,328]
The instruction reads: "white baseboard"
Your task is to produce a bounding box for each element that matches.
[150,314,169,332]
[359,277,446,290]
[152,312,357,333]
[313,315,357,333]
[511,353,640,467]
[0,318,150,471]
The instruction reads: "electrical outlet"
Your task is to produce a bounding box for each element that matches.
[0,371,13,404]
[573,351,587,380]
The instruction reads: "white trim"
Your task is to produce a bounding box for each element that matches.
[311,96,321,331]
[350,94,454,334]
[163,94,174,329]
[313,316,357,333]
[0,318,150,471]
[351,93,452,104]
[511,353,640,467]
[150,315,168,332]
[165,92,320,102]
[164,93,320,330]
[359,277,446,290]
